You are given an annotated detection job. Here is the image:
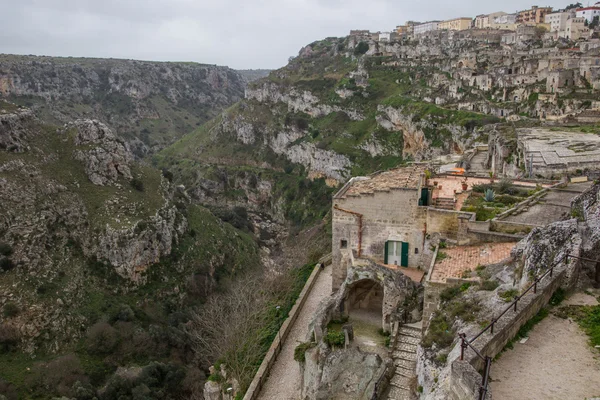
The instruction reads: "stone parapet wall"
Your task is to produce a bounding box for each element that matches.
[243,263,323,400]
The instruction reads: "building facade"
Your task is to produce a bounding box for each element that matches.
[545,10,575,32]
[565,17,589,40]
[414,21,440,35]
[517,6,553,25]
[576,6,600,23]
[439,17,473,31]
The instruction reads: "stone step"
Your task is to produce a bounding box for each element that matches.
[395,368,414,378]
[393,351,417,362]
[399,325,422,338]
[398,334,420,346]
[395,342,417,353]
[386,385,413,400]
[390,374,412,390]
[394,358,416,370]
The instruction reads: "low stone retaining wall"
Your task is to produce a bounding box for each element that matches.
[451,263,568,399]
[242,263,323,400]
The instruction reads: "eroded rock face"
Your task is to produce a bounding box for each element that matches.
[0,108,35,152]
[70,119,133,185]
[96,205,186,282]
[302,344,387,400]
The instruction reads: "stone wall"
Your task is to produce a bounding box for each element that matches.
[571,181,599,220]
[448,361,491,400]
[243,264,322,400]
[332,188,427,289]
[466,266,567,372]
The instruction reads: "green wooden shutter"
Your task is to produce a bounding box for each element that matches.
[401,242,409,267]
[384,241,389,264]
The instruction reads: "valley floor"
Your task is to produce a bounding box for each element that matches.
[258,264,332,400]
[490,292,600,400]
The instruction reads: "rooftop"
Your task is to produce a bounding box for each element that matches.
[334,164,427,199]
[430,242,514,283]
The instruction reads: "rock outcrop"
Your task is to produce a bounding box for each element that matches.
[0,107,35,152]
[302,344,388,400]
[70,119,133,185]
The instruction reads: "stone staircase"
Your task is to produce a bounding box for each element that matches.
[469,150,489,175]
[385,325,421,400]
[434,197,455,210]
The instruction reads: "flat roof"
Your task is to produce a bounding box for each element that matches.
[334,164,427,199]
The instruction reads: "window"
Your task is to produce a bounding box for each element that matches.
[415,248,419,254]
[340,240,348,249]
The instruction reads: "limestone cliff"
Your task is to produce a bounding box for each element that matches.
[0,55,248,155]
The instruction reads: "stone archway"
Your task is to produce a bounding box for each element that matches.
[345,279,384,328]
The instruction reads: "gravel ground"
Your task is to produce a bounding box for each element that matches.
[258,264,333,400]
[490,292,600,400]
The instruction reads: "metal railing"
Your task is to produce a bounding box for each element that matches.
[458,252,574,400]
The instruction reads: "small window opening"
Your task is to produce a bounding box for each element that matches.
[415,248,419,254]
[340,240,348,249]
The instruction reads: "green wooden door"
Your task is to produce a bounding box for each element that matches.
[401,242,409,267]
[420,188,429,206]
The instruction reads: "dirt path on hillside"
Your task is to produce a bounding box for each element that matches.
[490,292,600,400]
[258,264,332,400]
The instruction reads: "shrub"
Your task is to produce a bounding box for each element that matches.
[472,183,491,193]
[422,312,454,348]
[479,280,499,291]
[499,288,518,302]
[440,283,471,302]
[26,355,88,398]
[0,257,15,272]
[497,178,514,194]
[324,330,345,348]
[294,342,316,362]
[354,42,369,55]
[0,324,20,353]
[2,303,19,318]
[161,168,174,182]
[549,288,566,306]
[0,242,13,257]
[86,322,119,354]
[131,177,145,192]
[484,189,496,202]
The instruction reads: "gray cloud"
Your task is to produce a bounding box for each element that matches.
[0,0,573,69]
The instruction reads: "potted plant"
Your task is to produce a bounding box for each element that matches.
[425,169,432,186]
[489,171,495,184]
[461,178,468,191]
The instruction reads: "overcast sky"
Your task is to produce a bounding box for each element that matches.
[0,0,579,70]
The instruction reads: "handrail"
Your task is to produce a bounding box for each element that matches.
[457,252,577,400]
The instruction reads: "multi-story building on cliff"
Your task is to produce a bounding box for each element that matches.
[545,10,575,32]
[439,17,473,31]
[576,6,600,23]
[414,21,440,36]
[517,6,553,25]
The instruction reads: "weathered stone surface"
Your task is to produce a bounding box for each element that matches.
[0,107,35,152]
[70,119,133,185]
[302,344,388,400]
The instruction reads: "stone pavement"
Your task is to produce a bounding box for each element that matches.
[503,181,593,227]
[258,264,332,400]
[431,243,514,283]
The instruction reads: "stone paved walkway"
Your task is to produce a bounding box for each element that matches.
[258,264,332,400]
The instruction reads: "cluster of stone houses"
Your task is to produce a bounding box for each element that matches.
[356,3,600,44]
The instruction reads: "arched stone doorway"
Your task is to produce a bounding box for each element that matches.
[344,279,385,331]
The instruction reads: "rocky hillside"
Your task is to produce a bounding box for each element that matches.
[0,100,266,398]
[0,54,247,156]
[155,37,498,229]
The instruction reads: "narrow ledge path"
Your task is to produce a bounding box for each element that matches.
[258,264,333,400]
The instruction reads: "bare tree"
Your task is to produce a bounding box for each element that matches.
[188,268,295,390]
